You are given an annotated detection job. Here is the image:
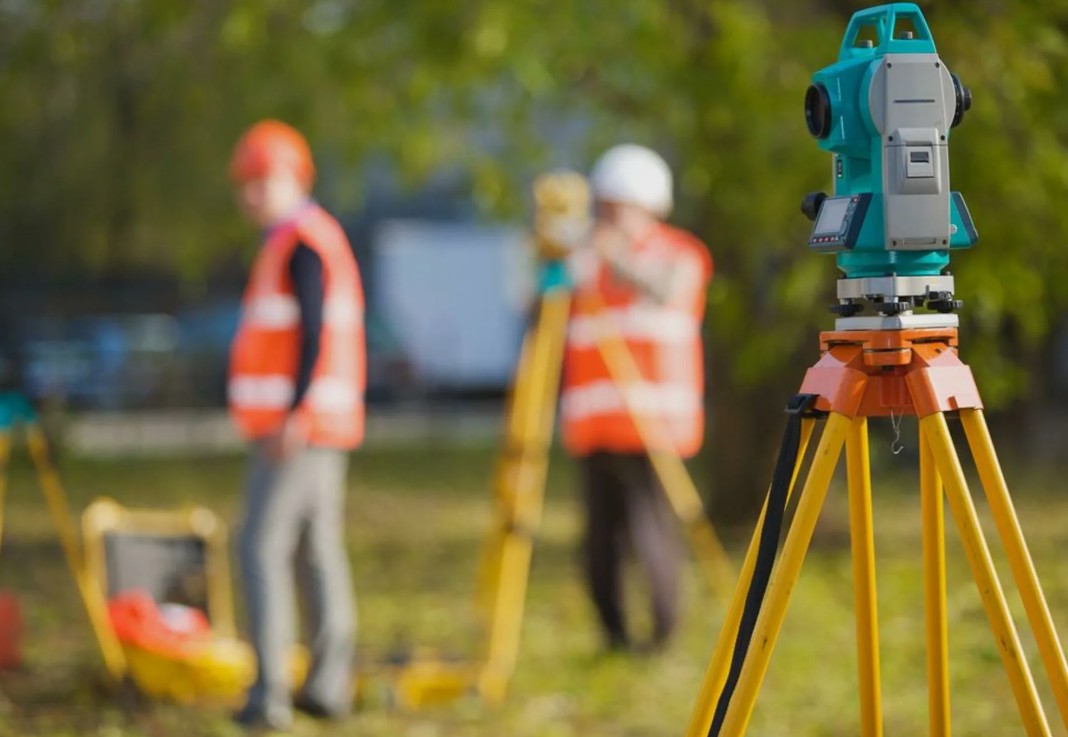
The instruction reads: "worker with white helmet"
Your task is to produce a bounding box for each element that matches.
[560,144,713,651]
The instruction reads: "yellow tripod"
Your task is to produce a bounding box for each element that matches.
[0,392,126,681]
[684,327,1068,737]
[388,172,732,708]
[474,172,734,703]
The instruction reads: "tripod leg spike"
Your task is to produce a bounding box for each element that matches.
[846,418,883,737]
[718,412,851,737]
[919,430,951,737]
[921,414,1051,737]
[683,419,816,737]
[960,409,1068,732]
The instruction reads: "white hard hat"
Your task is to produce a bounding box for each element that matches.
[589,144,673,216]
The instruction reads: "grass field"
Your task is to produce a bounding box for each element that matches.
[1,435,1067,736]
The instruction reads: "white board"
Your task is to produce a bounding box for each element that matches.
[374,220,534,389]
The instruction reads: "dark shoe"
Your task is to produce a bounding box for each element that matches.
[293,694,349,721]
[232,702,294,732]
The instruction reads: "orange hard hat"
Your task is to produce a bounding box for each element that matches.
[229,119,315,187]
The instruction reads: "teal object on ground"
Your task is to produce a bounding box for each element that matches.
[808,3,976,278]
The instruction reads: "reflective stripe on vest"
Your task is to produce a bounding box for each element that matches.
[560,379,700,420]
[566,303,698,347]
[242,295,364,330]
[227,375,363,413]
[228,374,295,410]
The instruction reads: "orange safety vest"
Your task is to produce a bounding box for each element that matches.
[561,223,712,458]
[228,203,366,449]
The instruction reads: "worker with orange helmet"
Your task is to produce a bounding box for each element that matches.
[228,120,364,729]
[561,144,713,652]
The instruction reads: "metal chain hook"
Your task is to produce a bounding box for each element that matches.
[889,407,905,455]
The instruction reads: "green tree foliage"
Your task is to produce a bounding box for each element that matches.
[3,0,1067,519]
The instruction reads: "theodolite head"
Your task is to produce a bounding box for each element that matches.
[802,4,978,325]
[533,171,591,262]
[531,170,592,293]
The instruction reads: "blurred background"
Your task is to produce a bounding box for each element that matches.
[4,1,1068,735]
[4,0,1068,511]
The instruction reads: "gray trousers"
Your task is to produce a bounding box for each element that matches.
[239,444,355,716]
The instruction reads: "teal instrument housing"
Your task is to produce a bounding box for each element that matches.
[805,3,976,279]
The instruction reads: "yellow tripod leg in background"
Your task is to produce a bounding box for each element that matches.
[475,316,540,618]
[960,409,1068,732]
[586,295,733,594]
[23,424,127,681]
[476,289,571,702]
[683,418,814,737]
[0,433,10,557]
[921,414,1050,737]
[0,431,12,568]
[0,414,125,682]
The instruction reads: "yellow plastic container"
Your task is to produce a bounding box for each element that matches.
[122,638,308,705]
[121,636,255,705]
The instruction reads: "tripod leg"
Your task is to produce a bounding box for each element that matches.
[846,418,882,737]
[920,414,1051,737]
[479,290,570,702]
[683,418,815,737]
[718,412,850,737]
[649,447,735,594]
[919,429,950,737]
[24,424,127,681]
[960,409,1068,731]
[0,432,9,556]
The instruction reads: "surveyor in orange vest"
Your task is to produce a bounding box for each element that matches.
[560,144,713,651]
[228,120,364,729]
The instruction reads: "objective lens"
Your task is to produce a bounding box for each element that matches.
[805,84,832,139]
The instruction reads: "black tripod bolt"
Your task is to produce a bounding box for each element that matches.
[925,292,962,313]
[875,301,912,316]
[928,298,964,314]
[830,302,862,317]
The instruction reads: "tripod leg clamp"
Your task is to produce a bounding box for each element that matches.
[785,393,821,418]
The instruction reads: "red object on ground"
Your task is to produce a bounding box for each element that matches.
[0,590,22,670]
[107,590,212,658]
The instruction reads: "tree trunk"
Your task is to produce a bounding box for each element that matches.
[705,370,790,531]
[704,335,803,534]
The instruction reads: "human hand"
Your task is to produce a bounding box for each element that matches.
[592,221,631,257]
[265,414,309,460]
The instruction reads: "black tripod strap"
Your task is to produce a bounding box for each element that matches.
[707,393,818,737]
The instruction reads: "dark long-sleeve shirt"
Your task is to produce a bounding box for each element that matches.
[288,241,324,408]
